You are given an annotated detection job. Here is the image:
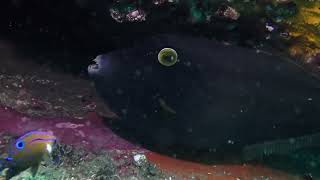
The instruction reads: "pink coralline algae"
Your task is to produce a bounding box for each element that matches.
[215,5,240,21]
[110,8,146,23]
[0,106,144,152]
[153,0,177,6]
[55,122,85,129]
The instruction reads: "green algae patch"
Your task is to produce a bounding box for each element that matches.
[282,1,320,60]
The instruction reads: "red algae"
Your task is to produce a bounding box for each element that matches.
[0,106,143,152]
[0,106,303,179]
[146,152,303,180]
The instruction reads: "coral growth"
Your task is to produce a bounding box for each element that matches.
[285,1,320,61]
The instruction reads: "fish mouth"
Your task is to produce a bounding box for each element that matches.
[87,56,102,75]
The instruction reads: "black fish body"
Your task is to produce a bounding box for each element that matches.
[88,35,320,158]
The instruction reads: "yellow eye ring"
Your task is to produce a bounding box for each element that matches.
[158,48,178,67]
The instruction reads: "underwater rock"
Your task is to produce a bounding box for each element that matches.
[1,149,118,180]
[89,34,320,160]
[133,154,147,167]
[280,1,320,62]
[153,0,177,6]
[0,40,114,119]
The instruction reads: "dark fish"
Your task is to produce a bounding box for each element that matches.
[1,130,56,179]
[88,35,320,160]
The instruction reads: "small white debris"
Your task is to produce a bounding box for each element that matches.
[310,161,317,167]
[289,138,295,144]
[12,82,18,87]
[187,128,193,133]
[55,122,84,129]
[209,148,216,152]
[135,69,142,77]
[133,154,147,166]
[121,108,128,115]
[265,24,274,32]
[116,88,123,95]
[184,61,191,66]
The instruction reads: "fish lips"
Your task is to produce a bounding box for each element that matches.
[88,55,102,75]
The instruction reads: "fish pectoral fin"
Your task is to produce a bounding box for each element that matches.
[30,164,39,177]
[5,168,18,180]
[1,168,9,178]
[158,98,177,114]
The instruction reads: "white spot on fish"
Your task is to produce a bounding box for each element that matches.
[46,143,52,154]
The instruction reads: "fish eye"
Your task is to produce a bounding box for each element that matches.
[158,48,178,67]
[15,140,25,150]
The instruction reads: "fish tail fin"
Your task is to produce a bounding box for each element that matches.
[242,132,320,161]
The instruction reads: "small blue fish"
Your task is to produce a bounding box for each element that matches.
[1,130,56,179]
